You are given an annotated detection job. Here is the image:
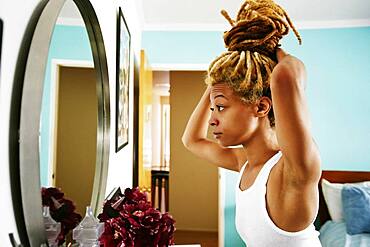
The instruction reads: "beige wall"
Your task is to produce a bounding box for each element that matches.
[55,66,97,215]
[169,71,218,232]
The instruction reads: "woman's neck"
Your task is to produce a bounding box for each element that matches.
[242,126,279,168]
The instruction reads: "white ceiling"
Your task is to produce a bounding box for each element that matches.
[141,0,370,30]
[57,0,84,25]
[59,0,80,19]
[59,0,370,29]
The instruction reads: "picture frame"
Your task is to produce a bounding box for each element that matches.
[116,7,131,152]
[0,19,3,71]
[105,187,122,201]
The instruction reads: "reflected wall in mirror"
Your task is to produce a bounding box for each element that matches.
[12,0,110,245]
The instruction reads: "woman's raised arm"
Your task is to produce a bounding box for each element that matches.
[270,49,321,184]
[182,86,245,172]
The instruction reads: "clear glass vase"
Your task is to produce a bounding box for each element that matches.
[73,206,104,247]
[43,206,61,247]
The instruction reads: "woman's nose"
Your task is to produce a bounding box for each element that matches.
[208,116,219,126]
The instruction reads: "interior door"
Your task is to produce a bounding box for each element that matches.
[54,65,97,215]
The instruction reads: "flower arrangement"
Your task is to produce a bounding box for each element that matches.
[41,187,82,245]
[98,187,176,247]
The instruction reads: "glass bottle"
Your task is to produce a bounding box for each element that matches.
[43,206,61,247]
[72,206,104,247]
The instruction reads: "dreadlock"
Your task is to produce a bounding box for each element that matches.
[206,0,301,127]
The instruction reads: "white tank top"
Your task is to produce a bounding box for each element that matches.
[235,151,322,247]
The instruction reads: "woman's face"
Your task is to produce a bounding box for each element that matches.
[209,83,259,147]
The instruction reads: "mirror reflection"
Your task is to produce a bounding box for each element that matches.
[39,0,96,216]
[38,0,97,244]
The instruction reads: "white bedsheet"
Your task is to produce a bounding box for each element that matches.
[319,220,370,247]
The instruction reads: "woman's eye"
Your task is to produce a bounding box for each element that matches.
[210,107,214,112]
[217,106,225,112]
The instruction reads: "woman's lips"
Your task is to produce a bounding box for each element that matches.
[213,132,222,139]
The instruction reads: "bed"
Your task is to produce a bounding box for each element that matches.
[317,170,370,247]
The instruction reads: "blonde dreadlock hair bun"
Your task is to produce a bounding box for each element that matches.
[206,0,301,127]
[221,0,301,55]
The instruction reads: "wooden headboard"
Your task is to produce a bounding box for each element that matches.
[318,170,370,228]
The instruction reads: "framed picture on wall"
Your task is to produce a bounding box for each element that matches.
[116,7,131,152]
[0,18,3,73]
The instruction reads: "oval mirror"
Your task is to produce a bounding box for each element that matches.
[9,0,110,245]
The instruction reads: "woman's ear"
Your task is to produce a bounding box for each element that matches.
[256,97,272,117]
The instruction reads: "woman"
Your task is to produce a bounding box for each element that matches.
[182,0,322,246]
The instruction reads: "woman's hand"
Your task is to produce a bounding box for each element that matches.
[271,48,307,90]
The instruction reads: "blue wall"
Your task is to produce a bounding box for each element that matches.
[40,25,92,186]
[142,27,370,246]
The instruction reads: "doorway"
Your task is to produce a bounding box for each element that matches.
[137,54,220,246]
[152,70,219,247]
[51,64,97,216]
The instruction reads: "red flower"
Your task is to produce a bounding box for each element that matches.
[41,187,82,245]
[98,187,176,247]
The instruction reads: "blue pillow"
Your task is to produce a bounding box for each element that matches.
[342,185,370,235]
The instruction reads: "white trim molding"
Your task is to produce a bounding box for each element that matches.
[143,19,370,31]
[58,18,370,30]
[52,59,93,68]
[151,63,208,71]
[56,17,85,26]
[295,19,370,29]
[143,23,230,31]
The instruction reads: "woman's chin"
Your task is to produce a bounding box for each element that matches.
[218,139,242,147]
[218,139,232,147]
